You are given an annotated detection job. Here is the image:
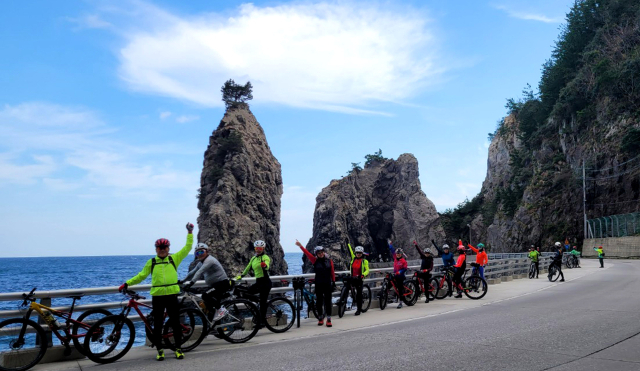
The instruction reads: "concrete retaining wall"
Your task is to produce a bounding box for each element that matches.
[582,236,640,258]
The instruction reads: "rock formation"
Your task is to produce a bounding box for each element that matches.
[197,104,288,275]
[305,154,445,272]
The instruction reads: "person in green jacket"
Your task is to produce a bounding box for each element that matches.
[594,246,604,268]
[528,247,540,278]
[569,246,581,268]
[118,222,194,361]
[341,240,369,316]
[236,240,272,328]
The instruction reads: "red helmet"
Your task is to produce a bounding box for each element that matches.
[155,238,170,249]
[457,245,466,253]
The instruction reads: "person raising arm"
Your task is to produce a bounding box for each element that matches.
[296,240,336,327]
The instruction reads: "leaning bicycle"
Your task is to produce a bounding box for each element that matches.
[378,272,418,310]
[410,270,438,302]
[336,275,371,317]
[0,288,111,371]
[232,281,296,333]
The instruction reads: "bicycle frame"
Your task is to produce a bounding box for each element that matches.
[383,273,412,299]
[115,296,154,334]
[25,299,89,344]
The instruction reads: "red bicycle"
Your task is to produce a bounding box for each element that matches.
[410,270,439,302]
[378,272,418,309]
[83,289,206,364]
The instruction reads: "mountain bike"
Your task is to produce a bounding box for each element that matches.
[83,289,206,364]
[433,267,455,299]
[336,275,371,317]
[292,277,320,324]
[566,255,580,268]
[410,270,438,302]
[0,288,111,371]
[378,272,418,310]
[178,284,259,344]
[453,263,488,300]
[529,260,537,279]
[232,282,295,333]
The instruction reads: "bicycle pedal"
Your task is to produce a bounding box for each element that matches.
[63,347,72,357]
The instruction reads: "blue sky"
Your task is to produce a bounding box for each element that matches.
[0,0,572,257]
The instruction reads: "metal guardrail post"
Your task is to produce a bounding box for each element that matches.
[36,297,53,347]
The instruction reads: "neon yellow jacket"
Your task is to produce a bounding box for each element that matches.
[127,234,193,296]
[348,243,369,277]
[528,250,540,262]
[241,254,271,278]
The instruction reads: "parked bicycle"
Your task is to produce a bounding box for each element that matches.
[232,281,295,333]
[336,275,371,317]
[378,272,418,309]
[83,289,205,364]
[566,255,580,269]
[433,267,456,299]
[0,288,111,371]
[455,263,488,300]
[291,278,321,324]
[410,270,438,302]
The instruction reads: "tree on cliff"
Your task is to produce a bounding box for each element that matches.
[221,79,253,109]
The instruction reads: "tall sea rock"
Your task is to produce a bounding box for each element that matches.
[305,154,445,271]
[197,104,288,275]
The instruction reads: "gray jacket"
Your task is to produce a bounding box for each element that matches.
[184,255,228,286]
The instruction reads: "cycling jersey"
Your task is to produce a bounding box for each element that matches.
[127,234,193,296]
[570,249,581,257]
[453,253,466,270]
[298,244,335,285]
[414,243,433,271]
[388,242,407,275]
[432,241,454,267]
[184,255,228,286]
[348,243,369,277]
[528,250,540,262]
[467,244,488,266]
[241,254,271,278]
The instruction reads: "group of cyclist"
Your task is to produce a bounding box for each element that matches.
[529,242,600,281]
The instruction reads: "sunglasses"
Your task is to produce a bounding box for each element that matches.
[195,250,206,256]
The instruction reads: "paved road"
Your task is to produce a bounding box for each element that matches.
[39,259,640,371]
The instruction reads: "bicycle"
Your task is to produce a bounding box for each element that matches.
[336,275,371,318]
[292,278,322,324]
[0,288,111,371]
[453,263,488,300]
[83,289,206,364]
[566,255,580,268]
[529,259,537,279]
[178,284,259,344]
[433,267,455,299]
[548,262,561,282]
[378,272,418,310]
[410,270,438,302]
[232,281,296,333]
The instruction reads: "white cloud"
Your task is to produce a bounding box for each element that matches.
[109,2,444,114]
[160,111,172,119]
[492,4,563,23]
[0,102,198,196]
[67,14,113,30]
[175,115,200,123]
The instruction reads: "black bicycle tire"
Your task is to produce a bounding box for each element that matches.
[426,278,437,301]
[463,276,488,300]
[361,285,372,312]
[83,315,135,364]
[379,282,388,310]
[72,308,112,355]
[401,280,418,306]
[434,276,450,300]
[161,308,206,352]
[337,286,348,318]
[0,318,47,371]
[264,297,295,333]
[214,298,259,344]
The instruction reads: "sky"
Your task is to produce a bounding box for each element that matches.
[0,0,574,257]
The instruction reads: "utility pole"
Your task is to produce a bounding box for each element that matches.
[583,160,587,239]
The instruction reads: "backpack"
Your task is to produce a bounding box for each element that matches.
[150,256,177,274]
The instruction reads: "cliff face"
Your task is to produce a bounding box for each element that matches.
[305,154,445,271]
[197,105,288,275]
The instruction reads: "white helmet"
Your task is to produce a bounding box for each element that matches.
[424,248,432,254]
[554,242,561,247]
[314,246,325,253]
[354,246,365,253]
[195,243,209,251]
[254,240,266,248]
[443,244,450,250]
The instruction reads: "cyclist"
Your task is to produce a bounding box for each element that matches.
[432,240,454,268]
[181,243,230,322]
[235,240,272,328]
[118,222,194,361]
[413,241,433,303]
[528,247,540,278]
[569,246,581,268]
[345,240,370,316]
[551,242,565,282]
[452,240,467,298]
[594,246,604,268]
[467,242,488,280]
[388,239,407,309]
[296,240,336,327]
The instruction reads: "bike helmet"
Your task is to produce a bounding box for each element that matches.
[477,243,485,251]
[443,244,450,250]
[314,246,325,254]
[395,248,404,254]
[155,238,170,249]
[254,240,266,248]
[554,242,561,247]
[354,246,365,253]
[195,242,209,251]
[457,246,466,252]
[423,247,432,254]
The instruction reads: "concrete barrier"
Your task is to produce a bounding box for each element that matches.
[583,236,640,258]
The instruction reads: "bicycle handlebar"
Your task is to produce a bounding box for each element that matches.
[21,287,37,307]
[123,289,145,300]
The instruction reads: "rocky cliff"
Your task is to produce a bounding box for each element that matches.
[197,104,288,275]
[304,154,445,272]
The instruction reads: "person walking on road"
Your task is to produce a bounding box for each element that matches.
[118,222,194,361]
[594,246,605,268]
[413,241,434,303]
[235,240,272,328]
[388,239,407,309]
[296,240,336,327]
[344,240,369,316]
[528,247,540,278]
[551,242,565,282]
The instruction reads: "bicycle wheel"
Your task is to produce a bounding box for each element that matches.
[309,300,320,320]
[529,264,535,279]
[72,308,112,355]
[83,315,135,364]
[548,266,560,282]
[162,308,206,352]
[215,298,260,344]
[337,286,348,318]
[435,276,451,300]
[0,318,47,371]
[428,278,439,300]
[361,285,372,312]
[401,280,418,306]
[463,276,488,300]
[264,297,295,333]
[378,282,388,310]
